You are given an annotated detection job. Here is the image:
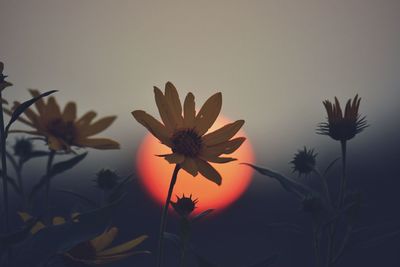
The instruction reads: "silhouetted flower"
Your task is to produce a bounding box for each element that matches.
[291,147,317,176]
[132,82,245,185]
[0,62,13,92]
[94,169,120,190]
[18,212,148,265]
[6,89,120,151]
[13,138,33,159]
[317,95,368,141]
[171,194,198,217]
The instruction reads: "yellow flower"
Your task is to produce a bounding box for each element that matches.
[132,82,245,185]
[7,89,120,151]
[18,212,148,265]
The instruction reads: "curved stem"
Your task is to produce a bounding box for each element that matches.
[0,91,9,232]
[156,164,180,267]
[44,150,55,219]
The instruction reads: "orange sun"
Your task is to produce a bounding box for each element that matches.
[136,116,254,215]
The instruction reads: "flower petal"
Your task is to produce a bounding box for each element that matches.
[200,155,237,164]
[48,135,67,151]
[97,235,148,256]
[183,92,196,128]
[180,157,198,176]
[162,153,185,164]
[28,89,46,116]
[202,137,246,156]
[63,102,77,122]
[165,81,183,125]
[52,216,66,225]
[202,120,244,146]
[194,92,222,136]
[80,116,117,137]
[154,86,175,132]
[76,111,97,127]
[77,138,120,150]
[196,159,222,185]
[45,96,62,122]
[90,227,118,252]
[131,110,171,146]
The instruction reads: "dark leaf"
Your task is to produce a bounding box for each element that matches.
[57,189,98,208]
[0,216,40,249]
[324,157,341,176]
[48,152,87,177]
[4,90,57,137]
[192,209,214,223]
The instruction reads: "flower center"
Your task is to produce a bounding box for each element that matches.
[47,118,77,144]
[171,129,202,157]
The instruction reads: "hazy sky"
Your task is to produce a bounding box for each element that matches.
[1,0,399,190]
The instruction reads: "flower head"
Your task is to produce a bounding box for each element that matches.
[13,138,33,159]
[132,82,245,185]
[317,94,368,142]
[18,212,148,265]
[171,194,198,217]
[0,62,13,92]
[94,169,120,190]
[7,89,120,151]
[290,147,317,176]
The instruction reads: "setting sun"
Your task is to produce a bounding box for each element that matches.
[136,116,254,214]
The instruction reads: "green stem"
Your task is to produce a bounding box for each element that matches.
[0,91,9,232]
[44,150,55,219]
[156,164,180,267]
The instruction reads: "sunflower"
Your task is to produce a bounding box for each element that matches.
[317,94,368,142]
[132,82,245,185]
[18,212,148,265]
[6,89,120,151]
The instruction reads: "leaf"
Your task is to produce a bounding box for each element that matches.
[0,216,40,249]
[48,152,87,177]
[324,157,341,176]
[8,199,122,267]
[242,163,314,199]
[57,189,98,208]
[192,209,214,223]
[246,253,279,267]
[4,90,57,137]
[29,153,88,200]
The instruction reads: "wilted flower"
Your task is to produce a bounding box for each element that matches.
[0,62,13,91]
[171,194,198,217]
[13,138,33,159]
[94,169,120,190]
[6,89,120,151]
[291,147,317,176]
[317,95,368,142]
[18,212,148,265]
[132,82,245,185]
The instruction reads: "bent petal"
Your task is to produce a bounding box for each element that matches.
[202,120,244,146]
[162,153,185,164]
[194,92,222,136]
[81,116,117,137]
[180,157,198,176]
[202,137,246,156]
[78,138,120,149]
[200,154,237,164]
[196,159,222,185]
[131,110,171,146]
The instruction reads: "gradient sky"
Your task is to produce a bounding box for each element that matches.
[1,1,400,266]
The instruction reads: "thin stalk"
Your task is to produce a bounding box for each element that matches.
[156,164,181,267]
[179,218,191,267]
[0,91,9,232]
[312,222,321,267]
[313,168,331,206]
[44,150,55,219]
[338,140,347,208]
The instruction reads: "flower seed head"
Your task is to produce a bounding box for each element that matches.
[291,147,317,176]
[13,138,33,159]
[171,194,198,217]
[95,169,120,190]
[171,129,203,157]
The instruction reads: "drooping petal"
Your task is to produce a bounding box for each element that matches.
[97,235,148,256]
[183,92,196,128]
[131,110,171,146]
[194,92,222,136]
[196,159,222,185]
[77,138,120,150]
[90,227,118,252]
[202,137,246,156]
[202,120,244,146]
[80,116,117,137]
[165,82,183,126]
[63,102,77,122]
[180,157,198,176]
[162,153,185,164]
